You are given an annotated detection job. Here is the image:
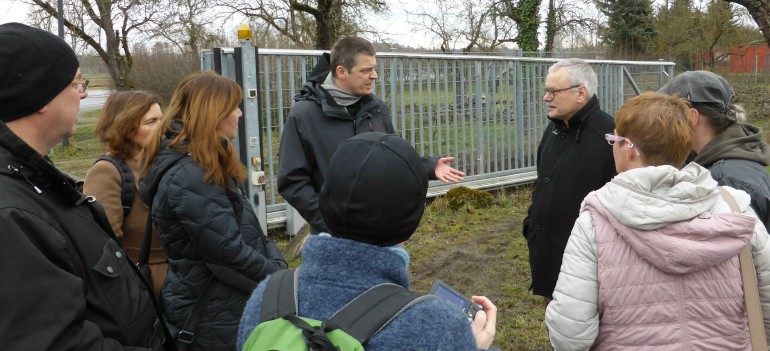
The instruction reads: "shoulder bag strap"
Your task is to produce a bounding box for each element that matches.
[718,186,768,350]
[175,276,216,350]
[97,155,135,215]
[138,212,153,266]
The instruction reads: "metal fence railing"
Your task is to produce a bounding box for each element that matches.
[202,48,675,228]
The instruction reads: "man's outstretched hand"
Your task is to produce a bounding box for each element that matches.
[435,157,464,183]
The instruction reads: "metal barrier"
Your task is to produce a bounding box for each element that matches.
[202,48,675,230]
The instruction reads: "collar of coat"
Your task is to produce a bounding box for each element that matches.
[0,121,84,205]
[548,95,603,142]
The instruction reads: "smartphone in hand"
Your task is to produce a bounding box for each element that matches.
[428,280,484,323]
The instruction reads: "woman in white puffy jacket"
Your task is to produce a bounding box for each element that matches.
[544,92,770,350]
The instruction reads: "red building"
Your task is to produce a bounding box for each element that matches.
[694,43,770,73]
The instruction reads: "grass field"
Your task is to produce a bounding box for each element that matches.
[49,76,770,350]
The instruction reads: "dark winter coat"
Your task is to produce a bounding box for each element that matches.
[522,96,616,298]
[693,123,770,231]
[0,123,164,350]
[140,131,287,351]
[277,53,437,234]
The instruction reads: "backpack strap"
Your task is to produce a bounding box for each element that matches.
[258,268,431,345]
[96,155,135,215]
[324,283,430,344]
[259,268,298,322]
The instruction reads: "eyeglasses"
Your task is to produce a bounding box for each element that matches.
[72,78,89,93]
[544,84,580,99]
[604,133,628,145]
[605,133,641,156]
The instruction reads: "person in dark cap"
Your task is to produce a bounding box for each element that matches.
[237,132,497,350]
[659,70,770,231]
[0,23,172,350]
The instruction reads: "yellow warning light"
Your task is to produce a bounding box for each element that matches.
[237,24,252,40]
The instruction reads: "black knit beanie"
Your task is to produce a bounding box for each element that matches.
[0,23,80,122]
[320,132,429,247]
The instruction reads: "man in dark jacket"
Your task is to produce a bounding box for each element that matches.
[660,70,770,231]
[523,58,616,303]
[0,23,170,350]
[277,36,464,234]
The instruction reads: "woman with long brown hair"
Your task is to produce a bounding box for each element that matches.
[139,71,287,351]
[84,91,167,297]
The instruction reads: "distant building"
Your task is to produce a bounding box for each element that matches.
[694,43,769,74]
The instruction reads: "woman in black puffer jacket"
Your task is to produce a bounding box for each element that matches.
[139,71,287,351]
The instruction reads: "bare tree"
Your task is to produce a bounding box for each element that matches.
[406,1,458,52]
[221,0,386,49]
[697,0,738,69]
[655,0,762,69]
[26,0,160,89]
[543,0,600,53]
[493,0,542,51]
[406,0,506,52]
[147,0,227,64]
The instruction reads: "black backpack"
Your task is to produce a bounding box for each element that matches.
[95,155,135,215]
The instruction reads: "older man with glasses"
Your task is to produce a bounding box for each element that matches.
[0,23,172,350]
[522,58,616,307]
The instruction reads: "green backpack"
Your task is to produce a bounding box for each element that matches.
[242,268,433,351]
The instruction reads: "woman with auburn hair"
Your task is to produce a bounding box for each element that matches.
[83,91,167,297]
[139,71,287,351]
[545,92,770,350]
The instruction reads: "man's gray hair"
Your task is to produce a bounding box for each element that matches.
[548,58,598,98]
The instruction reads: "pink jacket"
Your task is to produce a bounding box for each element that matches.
[545,163,770,350]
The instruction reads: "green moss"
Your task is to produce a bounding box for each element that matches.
[444,186,495,211]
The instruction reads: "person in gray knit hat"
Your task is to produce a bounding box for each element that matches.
[239,132,498,350]
[659,70,770,231]
[0,23,172,350]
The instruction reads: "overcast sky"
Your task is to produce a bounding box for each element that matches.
[0,0,444,48]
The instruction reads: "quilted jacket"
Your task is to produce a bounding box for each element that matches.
[140,129,287,351]
[545,163,770,350]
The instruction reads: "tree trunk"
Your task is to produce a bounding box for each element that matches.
[315,0,343,49]
[30,0,134,89]
[544,0,556,53]
[514,0,542,52]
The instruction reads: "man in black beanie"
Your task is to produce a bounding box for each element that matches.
[239,132,498,350]
[0,23,172,350]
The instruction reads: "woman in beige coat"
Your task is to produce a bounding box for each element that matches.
[84,91,166,297]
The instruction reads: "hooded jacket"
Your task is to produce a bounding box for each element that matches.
[693,123,770,230]
[523,95,616,298]
[139,125,287,351]
[545,163,770,350]
[0,122,163,350]
[276,53,438,234]
[237,235,485,351]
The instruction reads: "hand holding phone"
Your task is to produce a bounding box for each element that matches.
[428,280,484,323]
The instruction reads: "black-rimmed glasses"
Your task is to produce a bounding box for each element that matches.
[544,84,580,99]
